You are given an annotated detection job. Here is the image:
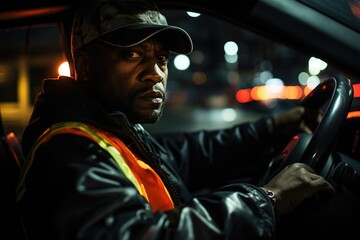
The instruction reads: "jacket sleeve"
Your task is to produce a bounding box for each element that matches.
[153,117,278,190]
[19,134,276,240]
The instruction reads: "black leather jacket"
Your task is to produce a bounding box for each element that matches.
[19,76,278,239]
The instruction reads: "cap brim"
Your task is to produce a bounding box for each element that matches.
[100,24,193,54]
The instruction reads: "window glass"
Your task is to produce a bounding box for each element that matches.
[0,23,66,135]
[143,9,346,133]
[0,10,347,136]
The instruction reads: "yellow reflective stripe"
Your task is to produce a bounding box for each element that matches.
[16,122,142,202]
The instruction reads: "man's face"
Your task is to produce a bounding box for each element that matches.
[84,38,169,124]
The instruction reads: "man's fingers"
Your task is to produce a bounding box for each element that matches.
[311,175,335,192]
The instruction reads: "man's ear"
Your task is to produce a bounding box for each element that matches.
[74,50,89,81]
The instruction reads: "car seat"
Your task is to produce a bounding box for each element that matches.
[0,110,28,239]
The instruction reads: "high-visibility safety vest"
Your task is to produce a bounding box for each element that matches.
[16,122,174,212]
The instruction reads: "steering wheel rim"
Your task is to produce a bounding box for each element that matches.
[299,77,353,171]
[262,77,353,183]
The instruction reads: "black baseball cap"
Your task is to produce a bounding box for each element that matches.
[71,0,193,55]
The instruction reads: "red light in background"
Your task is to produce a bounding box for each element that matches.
[236,85,304,103]
[236,89,252,103]
[353,83,360,98]
[235,81,360,104]
[347,111,360,119]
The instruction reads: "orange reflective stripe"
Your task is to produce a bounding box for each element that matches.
[16,122,141,202]
[17,122,174,212]
[93,127,174,211]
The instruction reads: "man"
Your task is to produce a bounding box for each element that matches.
[17,0,334,239]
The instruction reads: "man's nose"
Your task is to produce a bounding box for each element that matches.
[142,63,165,83]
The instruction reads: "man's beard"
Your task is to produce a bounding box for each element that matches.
[128,102,165,124]
[147,108,164,123]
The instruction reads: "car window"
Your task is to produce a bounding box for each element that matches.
[0,9,349,136]
[143,9,348,134]
[0,23,66,135]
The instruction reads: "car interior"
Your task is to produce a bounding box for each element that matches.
[1,0,360,239]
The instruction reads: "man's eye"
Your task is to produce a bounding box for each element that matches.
[158,55,169,64]
[124,51,141,59]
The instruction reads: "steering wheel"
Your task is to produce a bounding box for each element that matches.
[261,76,353,184]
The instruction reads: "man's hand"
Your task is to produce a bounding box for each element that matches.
[262,163,335,216]
[272,106,323,139]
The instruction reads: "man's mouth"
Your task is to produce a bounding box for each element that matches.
[138,91,164,104]
[151,97,163,103]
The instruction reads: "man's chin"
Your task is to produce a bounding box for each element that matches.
[130,110,163,124]
[142,114,161,124]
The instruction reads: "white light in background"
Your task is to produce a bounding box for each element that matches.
[224,53,238,64]
[265,78,284,94]
[298,71,309,85]
[224,41,238,55]
[308,57,327,75]
[221,108,237,122]
[224,41,239,64]
[259,70,273,84]
[58,61,71,77]
[174,54,191,71]
[307,75,320,90]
